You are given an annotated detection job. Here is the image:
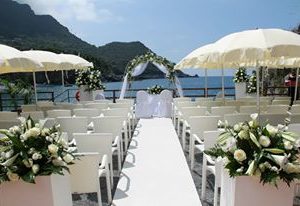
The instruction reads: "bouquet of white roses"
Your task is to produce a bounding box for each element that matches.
[205,113,300,186]
[0,117,76,184]
[147,85,164,95]
[233,67,248,83]
[75,67,105,91]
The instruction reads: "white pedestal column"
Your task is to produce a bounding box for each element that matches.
[0,174,72,206]
[235,82,246,99]
[80,86,93,101]
[220,170,294,206]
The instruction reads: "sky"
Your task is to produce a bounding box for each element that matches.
[15,0,300,76]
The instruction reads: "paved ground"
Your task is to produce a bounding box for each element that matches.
[73,120,300,206]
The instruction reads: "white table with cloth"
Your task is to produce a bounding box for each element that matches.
[135,90,173,118]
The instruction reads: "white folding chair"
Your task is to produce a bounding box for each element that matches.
[267,105,289,114]
[73,108,101,123]
[102,108,131,143]
[239,105,258,114]
[179,107,207,150]
[260,113,288,125]
[0,120,20,129]
[0,111,18,120]
[290,105,300,114]
[290,113,300,124]
[21,104,37,112]
[274,96,291,101]
[198,101,224,112]
[47,109,72,118]
[272,100,290,105]
[224,113,250,125]
[135,91,152,118]
[74,133,113,202]
[210,106,237,119]
[85,103,108,110]
[69,153,103,206]
[201,130,222,206]
[174,101,198,132]
[158,90,173,118]
[56,117,88,141]
[92,116,125,172]
[20,111,45,121]
[188,116,221,170]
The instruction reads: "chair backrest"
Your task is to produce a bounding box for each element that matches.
[108,102,132,109]
[58,103,83,111]
[290,105,300,114]
[188,116,221,139]
[180,107,207,120]
[0,120,20,129]
[272,100,290,105]
[20,111,45,121]
[290,113,300,124]
[266,105,289,114]
[159,90,173,102]
[102,108,129,117]
[287,123,300,134]
[173,97,191,103]
[176,101,198,109]
[274,96,291,101]
[116,99,135,105]
[136,91,149,102]
[74,133,112,162]
[69,152,101,194]
[92,116,124,138]
[203,130,222,150]
[194,97,214,103]
[36,101,54,107]
[21,104,37,112]
[47,110,72,118]
[224,113,250,125]
[197,101,224,110]
[259,113,288,126]
[239,106,257,114]
[94,99,112,103]
[79,101,95,105]
[0,111,18,120]
[73,108,101,118]
[56,117,88,140]
[85,103,108,110]
[210,106,237,116]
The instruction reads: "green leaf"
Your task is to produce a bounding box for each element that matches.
[0,154,19,167]
[21,171,35,184]
[264,148,285,154]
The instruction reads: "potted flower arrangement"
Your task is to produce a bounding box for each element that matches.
[205,114,300,206]
[233,67,248,99]
[147,85,164,95]
[75,67,105,101]
[246,70,257,95]
[0,117,76,206]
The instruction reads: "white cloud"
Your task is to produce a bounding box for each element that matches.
[15,0,123,23]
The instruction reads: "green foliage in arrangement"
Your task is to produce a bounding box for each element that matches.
[147,85,164,95]
[205,113,300,187]
[233,67,248,83]
[75,67,106,91]
[126,51,176,83]
[0,117,77,184]
[247,71,257,93]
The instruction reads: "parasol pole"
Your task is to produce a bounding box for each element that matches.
[256,66,261,121]
[294,68,299,104]
[61,70,65,86]
[222,67,225,100]
[205,68,208,97]
[32,71,38,103]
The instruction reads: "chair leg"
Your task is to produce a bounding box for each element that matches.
[201,156,207,200]
[182,125,186,151]
[105,169,112,203]
[109,162,114,186]
[190,136,195,169]
[177,118,180,133]
[213,183,218,206]
[97,189,103,206]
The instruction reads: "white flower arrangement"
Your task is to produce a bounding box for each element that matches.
[247,71,257,93]
[75,67,105,91]
[0,117,77,184]
[205,113,300,186]
[147,85,164,95]
[233,67,248,83]
[126,51,176,84]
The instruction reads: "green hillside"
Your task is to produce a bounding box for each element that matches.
[0,0,172,83]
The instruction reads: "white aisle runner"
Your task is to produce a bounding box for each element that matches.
[112,118,202,206]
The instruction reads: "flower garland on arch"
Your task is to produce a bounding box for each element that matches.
[125,51,176,83]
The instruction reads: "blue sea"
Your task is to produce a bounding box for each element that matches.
[36,76,235,102]
[0,76,235,110]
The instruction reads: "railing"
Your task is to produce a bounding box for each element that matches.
[0,91,54,111]
[0,86,292,111]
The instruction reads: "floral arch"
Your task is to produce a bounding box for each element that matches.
[119,51,183,99]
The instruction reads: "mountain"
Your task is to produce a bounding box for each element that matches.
[0,0,172,83]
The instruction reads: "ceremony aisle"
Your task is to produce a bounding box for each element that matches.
[113,118,201,206]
